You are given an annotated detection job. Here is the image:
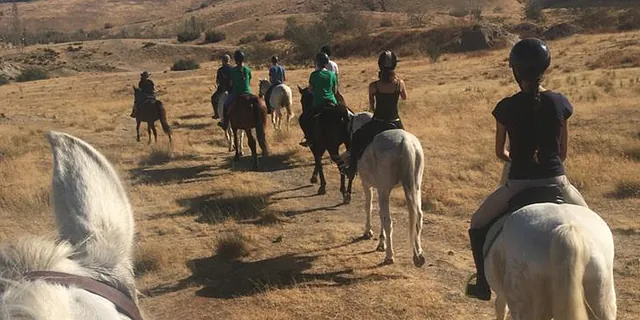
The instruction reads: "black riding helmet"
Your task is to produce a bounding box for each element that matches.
[509,38,550,79]
[378,50,397,70]
[271,56,279,64]
[315,52,330,68]
[320,45,332,57]
[233,50,245,64]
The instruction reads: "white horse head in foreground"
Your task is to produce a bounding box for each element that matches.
[258,79,294,131]
[486,163,616,320]
[0,131,143,320]
[349,112,426,267]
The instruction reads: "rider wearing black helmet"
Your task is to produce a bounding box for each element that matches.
[211,54,233,119]
[466,38,588,301]
[298,52,339,147]
[218,50,253,130]
[130,71,156,118]
[343,50,408,178]
[265,55,286,114]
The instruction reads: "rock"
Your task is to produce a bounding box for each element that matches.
[542,23,581,40]
[443,23,518,53]
[447,250,455,256]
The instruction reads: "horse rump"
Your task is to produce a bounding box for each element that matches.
[550,224,589,320]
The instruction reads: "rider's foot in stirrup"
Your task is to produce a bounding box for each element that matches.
[129,112,136,118]
[212,114,219,119]
[299,138,310,147]
[217,122,227,130]
[465,275,491,301]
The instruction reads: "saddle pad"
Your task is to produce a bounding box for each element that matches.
[483,213,513,258]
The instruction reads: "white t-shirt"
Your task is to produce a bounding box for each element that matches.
[316,60,339,76]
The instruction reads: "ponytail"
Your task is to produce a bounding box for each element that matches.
[529,76,543,164]
[379,69,396,83]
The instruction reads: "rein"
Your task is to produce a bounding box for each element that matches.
[23,271,143,320]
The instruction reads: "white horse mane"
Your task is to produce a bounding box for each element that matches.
[0,131,139,320]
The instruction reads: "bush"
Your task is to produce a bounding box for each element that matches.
[204,30,226,43]
[171,59,200,71]
[424,42,442,63]
[284,17,330,63]
[470,7,483,21]
[493,6,504,13]
[380,19,394,28]
[263,32,282,42]
[449,8,468,18]
[238,34,258,45]
[524,0,544,22]
[0,75,9,86]
[177,30,200,43]
[323,2,368,35]
[215,231,250,260]
[243,42,280,67]
[16,67,49,82]
[104,22,114,29]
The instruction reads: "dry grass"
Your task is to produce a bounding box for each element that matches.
[0,27,639,319]
[135,242,171,276]
[215,230,251,261]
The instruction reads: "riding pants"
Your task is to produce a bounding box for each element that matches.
[470,175,588,229]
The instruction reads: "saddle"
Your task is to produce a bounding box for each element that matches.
[483,186,566,257]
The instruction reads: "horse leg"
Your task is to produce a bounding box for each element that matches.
[271,112,277,131]
[362,183,374,240]
[226,127,234,152]
[136,120,141,142]
[246,129,258,170]
[239,130,245,156]
[314,149,326,195]
[404,183,425,267]
[495,295,508,320]
[146,122,152,144]
[233,128,240,161]
[378,188,393,264]
[151,122,158,144]
[328,146,349,203]
[286,106,294,130]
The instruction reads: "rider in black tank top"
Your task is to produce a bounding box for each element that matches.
[344,51,407,178]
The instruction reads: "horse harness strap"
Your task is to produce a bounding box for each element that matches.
[24,271,143,320]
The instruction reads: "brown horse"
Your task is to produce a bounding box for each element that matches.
[228,93,269,170]
[132,87,172,144]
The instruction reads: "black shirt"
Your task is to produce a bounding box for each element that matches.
[138,79,155,95]
[492,91,573,180]
[372,80,401,121]
[216,64,233,91]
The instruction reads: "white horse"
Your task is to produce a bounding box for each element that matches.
[349,112,426,267]
[485,163,617,320]
[212,89,244,153]
[258,79,294,131]
[0,131,143,320]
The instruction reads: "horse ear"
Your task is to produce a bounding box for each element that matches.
[47,131,135,276]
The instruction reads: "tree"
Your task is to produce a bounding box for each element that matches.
[403,0,432,28]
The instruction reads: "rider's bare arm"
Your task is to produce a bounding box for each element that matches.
[399,80,407,100]
[495,121,510,162]
[368,82,376,112]
[560,119,569,162]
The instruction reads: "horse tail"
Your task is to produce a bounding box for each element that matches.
[550,223,589,320]
[400,134,425,263]
[157,101,172,134]
[253,96,269,155]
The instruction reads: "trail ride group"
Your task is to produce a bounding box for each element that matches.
[0,39,617,320]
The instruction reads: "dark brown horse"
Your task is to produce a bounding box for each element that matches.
[228,93,269,170]
[298,86,354,203]
[132,87,172,144]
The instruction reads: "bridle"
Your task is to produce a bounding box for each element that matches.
[21,271,143,320]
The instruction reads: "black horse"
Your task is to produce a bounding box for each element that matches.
[298,86,354,204]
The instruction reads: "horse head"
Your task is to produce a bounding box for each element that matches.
[0,132,141,319]
[258,78,271,97]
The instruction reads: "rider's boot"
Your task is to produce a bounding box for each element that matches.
[466,228,491,301]
[130,106,136,118]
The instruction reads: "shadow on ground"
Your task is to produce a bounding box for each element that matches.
[144,251,407,299]
[130,164,218,185]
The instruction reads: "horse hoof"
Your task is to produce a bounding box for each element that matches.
[413,254,426,268]
[310,176,318,184]
[317,186,326,195]
[376,243,385,252]
[343,194,351,204]
[234,155,240,161]
[362,231,373,240]
[382,258,395,265]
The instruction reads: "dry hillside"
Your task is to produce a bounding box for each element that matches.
[1,20,639,319]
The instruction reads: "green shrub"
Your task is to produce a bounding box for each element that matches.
[16,67,49,82]
[204,30,226,43]
[283,17,330,63]
[263,32,282,42]
[177,30,200,43]
[524,0,544,22]
[238,34,258,45]
[449,8,468,18]
[104,22,114,29]
[171,59,200,71]
[0,75,9,86]
[380,19,394,28]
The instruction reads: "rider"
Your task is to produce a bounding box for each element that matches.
[211,54,233,119]
[344,51,407,178]
[299,52,338,147]
[218,50,252,130]
[264,55,286,114]
[130,71,155,118]
[318,45,343,104]
[466,38,588,301]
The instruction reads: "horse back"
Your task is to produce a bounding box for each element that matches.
[230,94,267,129]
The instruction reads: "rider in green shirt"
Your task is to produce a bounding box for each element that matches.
[299,52,338,147]
[218,50,252,130]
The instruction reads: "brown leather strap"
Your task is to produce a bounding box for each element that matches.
[24,271,143,320]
